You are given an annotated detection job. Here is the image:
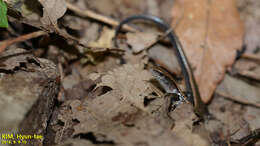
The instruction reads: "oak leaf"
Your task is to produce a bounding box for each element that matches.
[171,0,244,102]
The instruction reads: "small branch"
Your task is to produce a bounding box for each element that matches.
[66,2,138,32]
[241,53,260,63]
[0,31,47,54]
[238,70,260,82]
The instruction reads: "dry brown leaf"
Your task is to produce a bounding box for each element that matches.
[148,44,182,76]
[216,74,260,108]
[238,70,260,82]
[39,0,67,30]
[233,59,258,72]
[208,96,250,141]
[0,48,35,70]
[170,103,210,146]
[126,32,158,53]
[96,64,153,110]
[69,64,184,146]
[88,27,115,48]
[244,106,260,130]
[47,63,211,145]
[87,0,146,18]
[233,58,260,82]
[237,0,260,53]
[172,0,244,102]
[88,64,208,145]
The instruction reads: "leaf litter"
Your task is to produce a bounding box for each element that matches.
[171,0,244,103]
[1,0,260,145]
[48,63,210,146]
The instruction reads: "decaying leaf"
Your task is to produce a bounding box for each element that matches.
[0,48,59,146]
[208,96,251,142]
[233,59,259,72]
[148,44,181,76]
[39,0,67,30]
[216,74,260,108]
[0,48,35,70]
[5,0,41,20]
[126,32,158,53]
[237,0,260,53]
[244,106,260,130]
[172,0,244,103]
[46,63,211,145]
[88,27,115,48]
[94,63,153,110]
[233,58,260,82]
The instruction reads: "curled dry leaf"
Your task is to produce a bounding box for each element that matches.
[39,0,67,30]
[96,63,153,110]
[171,0,244,103]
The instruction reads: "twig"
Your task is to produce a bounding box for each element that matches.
[241,53,260,63]
[66,2,138,32]
[238,70,260,82]
[0,31,47,54]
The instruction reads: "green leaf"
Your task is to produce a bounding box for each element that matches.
[0,0,8,28]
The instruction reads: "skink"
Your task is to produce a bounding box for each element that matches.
[113,15,209,119]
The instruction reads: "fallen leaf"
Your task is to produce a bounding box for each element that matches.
[146,0,159,16]
[148,44,181,76]
[237,69,260,82]
[87,0,145,18]
[208,95,250,142]
[79,22,100,45]
[45,63,212,145]
[88,26,115,48]
[216,74,260,108]
[237,0,260,53]
[96,64,153,110]
[244,106,260,130]
[233,56,260,82]
[171,0,244,102]
[170,103,210,146]
[243,19,260,53]
[126,32,158,53]
[39,0,67,31]
[0,48,36,70]
[233,59,258,72]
